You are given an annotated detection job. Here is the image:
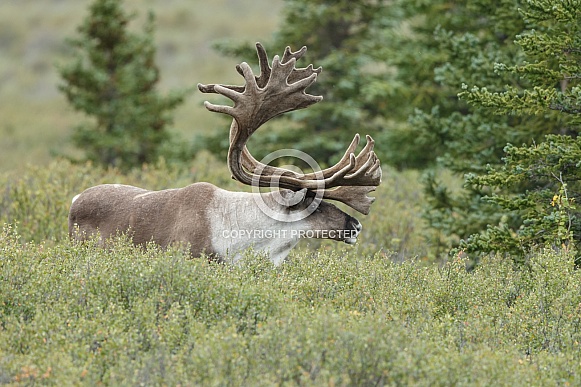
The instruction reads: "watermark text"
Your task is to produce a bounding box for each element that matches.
[222,229,358,240]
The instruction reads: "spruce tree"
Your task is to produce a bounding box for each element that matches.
[400,0,564,257]
[58,0,188,170]
[457,1,581,260]
[203,0,531,172]
[208,0,537,254]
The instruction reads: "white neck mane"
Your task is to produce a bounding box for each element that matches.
[206,190,309,265]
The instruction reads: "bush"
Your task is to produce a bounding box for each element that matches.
[1,159,580,384]
[1,225,580,385]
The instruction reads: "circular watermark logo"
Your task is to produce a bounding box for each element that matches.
[251,149,325,222]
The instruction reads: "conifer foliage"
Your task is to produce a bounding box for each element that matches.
[457,1,581,260]
[207,0,412,166]
[58,0,188,170]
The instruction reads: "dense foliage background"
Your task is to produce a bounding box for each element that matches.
[2,0,581,384]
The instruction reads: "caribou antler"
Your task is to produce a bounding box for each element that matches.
[198,43,381,214]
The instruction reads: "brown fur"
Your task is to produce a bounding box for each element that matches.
[68,182,217,257]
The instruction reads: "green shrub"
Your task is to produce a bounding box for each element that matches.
[0,157,426,260]
[1,223,580,385]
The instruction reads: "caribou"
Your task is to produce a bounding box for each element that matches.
[68,43,382,265]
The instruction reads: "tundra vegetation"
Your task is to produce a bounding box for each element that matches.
[1,0,581,385]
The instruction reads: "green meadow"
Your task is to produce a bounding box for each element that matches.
[1,1,580,385]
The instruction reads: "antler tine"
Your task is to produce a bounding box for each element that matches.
[247,42,271,88]
[310,134,379,182]
[354,135,375,167]
[270,55,298,88]
[197,83,245,94]
[198,42,273,94]
[282,45,307,63]
[239,132,360,183]
[323,186,378,215]
[282,45,323,84]
[257,133,381,185]
[289,64,322,84]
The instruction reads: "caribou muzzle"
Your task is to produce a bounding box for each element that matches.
[344,216,362,245]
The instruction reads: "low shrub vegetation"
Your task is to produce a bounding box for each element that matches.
[1,160,580,385]
[1,225,581,385]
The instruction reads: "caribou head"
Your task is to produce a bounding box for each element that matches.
[68,43,382,264]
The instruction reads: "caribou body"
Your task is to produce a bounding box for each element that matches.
[68,43,381,265]
[69,182,361,265]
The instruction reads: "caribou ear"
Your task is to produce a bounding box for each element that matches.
[279,188,308,207]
